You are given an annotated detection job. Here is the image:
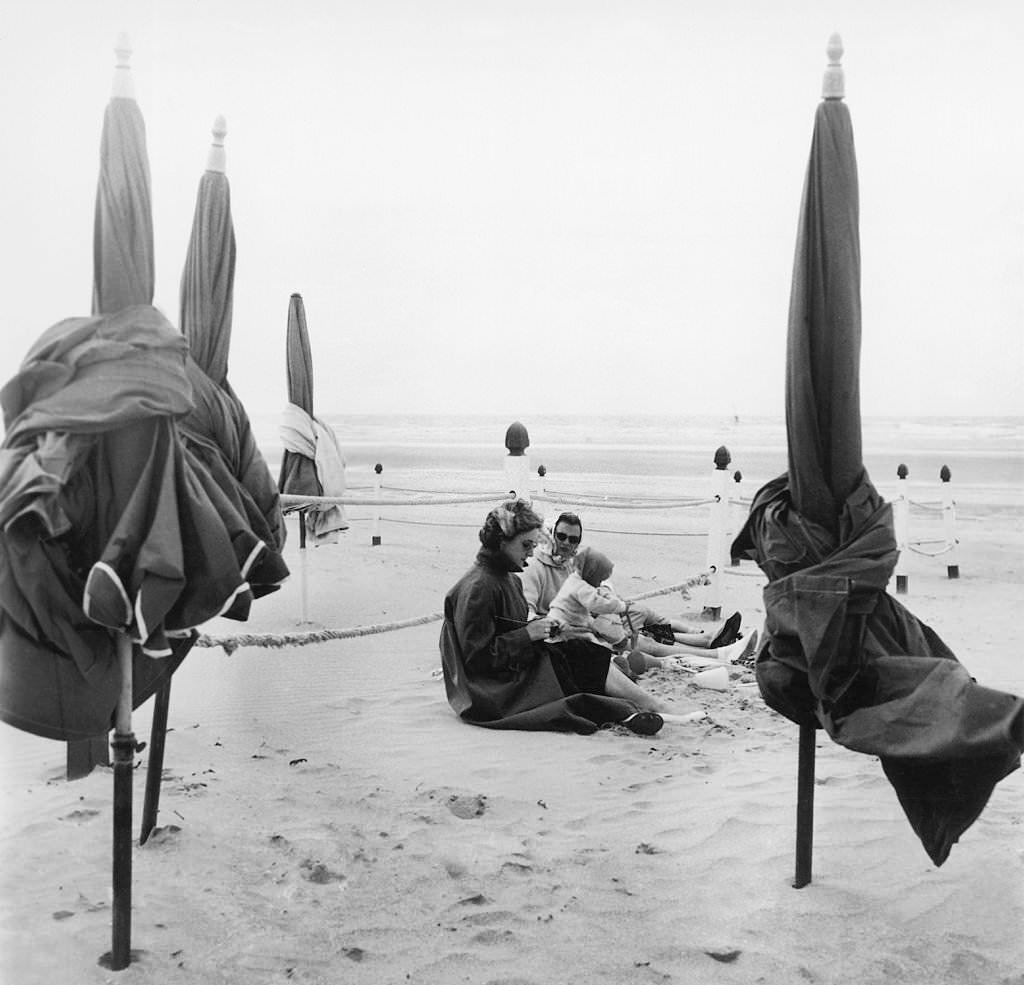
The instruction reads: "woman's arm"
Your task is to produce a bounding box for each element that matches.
[577,582,627,616]
[456,581,549,674]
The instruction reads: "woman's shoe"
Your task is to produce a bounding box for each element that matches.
[708,611,742,649]
[621,711,664,736]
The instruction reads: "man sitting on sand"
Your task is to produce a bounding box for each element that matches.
[519,511,754,663]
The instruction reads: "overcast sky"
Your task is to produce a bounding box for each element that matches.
[2,0,1022,420]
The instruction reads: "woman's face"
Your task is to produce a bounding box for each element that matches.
[499,529,539,572]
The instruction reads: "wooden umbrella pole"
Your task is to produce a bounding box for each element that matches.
[108,631,135,969]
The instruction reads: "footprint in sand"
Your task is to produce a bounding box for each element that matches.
[59,808,101,822]
[144,824,182,845]
[447,793,488,819]
[300,858,346,884]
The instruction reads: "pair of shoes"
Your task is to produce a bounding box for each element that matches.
[621,711,664,736]
[708,611,742,649]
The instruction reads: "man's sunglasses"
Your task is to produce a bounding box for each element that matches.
[555,532,581,545]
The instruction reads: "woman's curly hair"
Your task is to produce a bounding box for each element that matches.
[478,498,544,550]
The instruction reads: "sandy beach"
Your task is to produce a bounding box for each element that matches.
[1,450,1023,985]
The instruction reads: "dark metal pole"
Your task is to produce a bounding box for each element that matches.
[139,680,171,845]
[794,723,816,888]
[107,632,135,969]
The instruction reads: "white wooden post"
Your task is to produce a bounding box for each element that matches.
[703,446,731,619]
[940,465,960,579]
[371,464,383,546]
[893,463,910,594]
[504,421,531,502]
[730,469,742,565]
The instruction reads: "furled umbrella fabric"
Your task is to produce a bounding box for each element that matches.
[177,118,288,583]
[91,40,153,315]
[0,307,260,740]
[278,292,348,545]
[731,45,1023,866]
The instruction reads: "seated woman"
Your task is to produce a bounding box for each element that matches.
[440,499,703,736]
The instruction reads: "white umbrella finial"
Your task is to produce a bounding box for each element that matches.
[206,115,228,174]
[822,33,845,100]
[112,32,136,99]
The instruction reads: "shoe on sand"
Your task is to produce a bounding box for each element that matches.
[708,611,742,649]
[738,629,760,662]
[716,637,749,664]
[621,711,664,736]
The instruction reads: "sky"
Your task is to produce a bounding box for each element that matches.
[1,0,1022,420]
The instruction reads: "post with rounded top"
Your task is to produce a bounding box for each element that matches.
[703,446,731,619]
[894,464,910,594]
[504,421,531,502]
[371,464,383,546]
[730,469,743,566]
[940,465,960,579]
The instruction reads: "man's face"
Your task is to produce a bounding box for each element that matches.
[552,521,582,560]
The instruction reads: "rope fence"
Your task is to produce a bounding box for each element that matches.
[196,570,712,654]
[272,449,969,628]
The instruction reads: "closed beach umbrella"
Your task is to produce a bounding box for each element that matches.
[180,116,235,389]
[732,36,1023,868]
[279,292,320,499]
[92,34,153,314]
[177,117,289,568]
[279,292,348,549]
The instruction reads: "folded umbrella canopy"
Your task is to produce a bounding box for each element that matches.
[178,116,288,571]
[0,306,269,740]
[92,36,153,315]
[278,292,348,546]
[732,36,1023,866]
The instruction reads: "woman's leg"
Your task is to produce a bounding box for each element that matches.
[636,635,750,663]
[604,663,703,718]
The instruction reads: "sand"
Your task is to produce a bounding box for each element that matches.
[1,484,1023,985]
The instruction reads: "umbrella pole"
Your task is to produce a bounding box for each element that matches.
[299,507,309,622]
[108,632,135,969]
[793,723,816,888]
[139,679,171,845]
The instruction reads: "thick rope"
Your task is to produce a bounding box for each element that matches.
[534,493,714,510]
[281,492,506,508]
[194,570,712,654]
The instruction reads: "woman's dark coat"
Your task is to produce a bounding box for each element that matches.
[440,547,636,733]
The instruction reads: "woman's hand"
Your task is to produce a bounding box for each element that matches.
[525,617,558,641]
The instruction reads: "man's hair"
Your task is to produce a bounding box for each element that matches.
[479,498,544,550]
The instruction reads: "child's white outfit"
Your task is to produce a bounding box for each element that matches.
[548,571,629,647]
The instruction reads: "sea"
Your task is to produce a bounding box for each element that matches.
[255,412,1024,518]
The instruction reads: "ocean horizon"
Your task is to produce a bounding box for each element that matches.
[255,412,1024,515]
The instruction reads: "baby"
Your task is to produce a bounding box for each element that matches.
[547,547,629,646]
